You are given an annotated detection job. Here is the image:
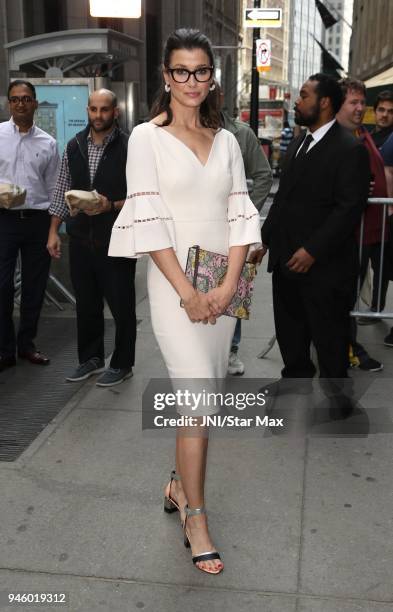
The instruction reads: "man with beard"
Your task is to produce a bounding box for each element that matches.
[251,74,369,390]
[47,89,136,387]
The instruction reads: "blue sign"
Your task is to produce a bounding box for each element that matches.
[34,84,89,154]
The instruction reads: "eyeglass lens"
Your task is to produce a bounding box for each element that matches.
[9,96,34,104]
[170,68,213,83]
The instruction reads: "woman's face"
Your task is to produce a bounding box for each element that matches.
[164,47,213,109]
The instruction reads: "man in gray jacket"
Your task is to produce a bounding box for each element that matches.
[220,89,273,374]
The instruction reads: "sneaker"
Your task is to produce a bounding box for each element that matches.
[227,352,245,376]
[357,356,384,372]
[96,367,133,387]
[384,329,393,347]
[66,357,105,382]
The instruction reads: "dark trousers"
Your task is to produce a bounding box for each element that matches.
[69,238,136,369]
[272,270,355,379]
[0,210,51,357]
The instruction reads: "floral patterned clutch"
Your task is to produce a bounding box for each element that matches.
[184,245,256,320]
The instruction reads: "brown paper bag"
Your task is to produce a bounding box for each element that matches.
[64,189,101,217]
[0,183,27,209]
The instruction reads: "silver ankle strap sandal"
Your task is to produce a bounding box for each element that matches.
[183,505,222,573]
[164,470,181,514]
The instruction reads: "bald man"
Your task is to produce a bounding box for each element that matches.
[48,89,137,387]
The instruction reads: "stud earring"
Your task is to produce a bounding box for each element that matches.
[164,83,171,93]
[209,83,216,91]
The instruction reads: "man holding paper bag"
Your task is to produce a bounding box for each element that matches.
[47,89,136,387]
[0,80,60,372]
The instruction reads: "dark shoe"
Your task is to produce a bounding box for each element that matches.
[263,378,313,397]
[357,309,382,325]
[357,356,383,372]
[18,349,50,365]
[0,355,16,372]
[96,367,133,387]
[66,357,105,382]
[384,329,393,347]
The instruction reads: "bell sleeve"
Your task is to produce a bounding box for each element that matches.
[227,134,262,249]
[109,124,176,258]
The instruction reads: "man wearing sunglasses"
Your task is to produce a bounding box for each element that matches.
[0,80,60,372]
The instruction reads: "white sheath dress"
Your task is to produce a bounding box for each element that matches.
[109,122,261,414]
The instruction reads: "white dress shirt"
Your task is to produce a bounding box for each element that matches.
[0,118,60,210]
[296,118,336,157]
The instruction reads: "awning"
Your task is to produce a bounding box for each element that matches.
[365,66,393,88]
[4,29,142,77]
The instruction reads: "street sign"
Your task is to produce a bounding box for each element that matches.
[244,7,282,28]
[256,39,271,72]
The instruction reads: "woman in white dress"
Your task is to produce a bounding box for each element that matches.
[109,29,261,574]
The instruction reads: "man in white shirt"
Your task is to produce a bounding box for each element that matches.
[0,80,60,372]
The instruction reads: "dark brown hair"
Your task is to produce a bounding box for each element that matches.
[373,89,393,110]
[339,77,366,99]
[150,28,221,129]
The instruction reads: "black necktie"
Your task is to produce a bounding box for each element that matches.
[296,133,314,160]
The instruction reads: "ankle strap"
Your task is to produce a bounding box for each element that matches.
[171,470,181,482]
[185,505,206,517]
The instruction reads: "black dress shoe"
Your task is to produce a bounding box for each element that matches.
[18,350,50,365]
[262,378,313,398]
[0,355,17,372]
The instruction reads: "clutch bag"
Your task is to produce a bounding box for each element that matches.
[184,245,256,320]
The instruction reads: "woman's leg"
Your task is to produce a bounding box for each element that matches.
[176,425,223,573]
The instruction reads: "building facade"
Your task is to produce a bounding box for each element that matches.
[239,0,290,110]
[287,0,322,103]
[323,0,353,73]
[0,0,242,122]
[350,0,393,82]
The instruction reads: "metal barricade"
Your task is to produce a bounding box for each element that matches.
[351,197,393,319]
[258,198,393,358]
[14,256,76,311]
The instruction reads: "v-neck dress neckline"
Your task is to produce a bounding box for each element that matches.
[153,124,220,168]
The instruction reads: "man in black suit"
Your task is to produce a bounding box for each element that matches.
[252,74,370,386]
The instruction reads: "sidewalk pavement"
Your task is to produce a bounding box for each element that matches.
[1,255,393,612]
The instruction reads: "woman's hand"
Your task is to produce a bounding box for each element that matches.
[206,284,236,317]
[182,289,216,324]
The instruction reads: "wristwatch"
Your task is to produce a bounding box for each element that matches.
[109,201,115,212]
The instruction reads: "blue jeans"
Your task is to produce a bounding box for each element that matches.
[231,319,242,353]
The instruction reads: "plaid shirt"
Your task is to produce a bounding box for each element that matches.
[49,129,116,220]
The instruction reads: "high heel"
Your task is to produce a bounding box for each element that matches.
[183,505,223,575]
[163,470,181,514]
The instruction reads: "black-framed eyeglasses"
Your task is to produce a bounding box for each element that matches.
[168,67,214,83]
[8,96,35,104]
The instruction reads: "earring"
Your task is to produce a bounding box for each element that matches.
[209,83,216,91]
[164,83,171,93]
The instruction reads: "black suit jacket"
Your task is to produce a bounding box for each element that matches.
[262,121,370,284]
